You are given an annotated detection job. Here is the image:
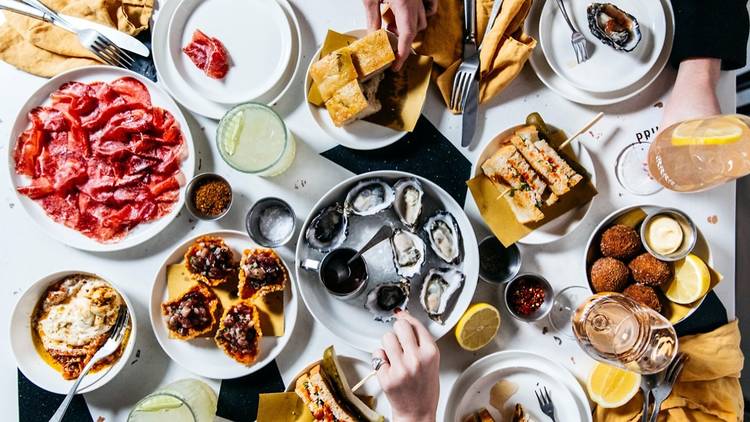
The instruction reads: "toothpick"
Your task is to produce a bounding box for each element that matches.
[351,370,377,393]
[558,112,604,150]
[490,179,511,200]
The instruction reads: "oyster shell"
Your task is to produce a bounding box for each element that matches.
[365,280,410,322]
[305,204,348,252]
[344,179,395,216]
[587,3,642,52]
[420,268,465,323]
[393,178,424,229]
[390,229,425,278]
[423,211,463,265]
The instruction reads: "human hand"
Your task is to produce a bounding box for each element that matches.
[374,310,440,422]
[362,0,438,71]
[660,58,722,130]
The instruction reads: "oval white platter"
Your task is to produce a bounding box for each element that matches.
[7,66,195,252]
[149,230,298,379]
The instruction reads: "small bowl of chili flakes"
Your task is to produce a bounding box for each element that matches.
[185,173,233,220]
[504,273,554,322]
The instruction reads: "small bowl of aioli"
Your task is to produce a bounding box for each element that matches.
[640,208,697,261]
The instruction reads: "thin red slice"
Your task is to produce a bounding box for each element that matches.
[182,29,230,79]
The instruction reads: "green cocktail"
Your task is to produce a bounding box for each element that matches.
[127,379,217,422]
[217,103,296,176]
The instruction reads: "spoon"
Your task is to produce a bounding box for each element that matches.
[348,225,394,266]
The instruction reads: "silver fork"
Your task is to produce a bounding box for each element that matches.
[535,386,556,421]
[648,352,688,422]
[49,306,130,422]
[639,372,660,422]
[450,0,504,113]
[553,0,589,64]
[16,0,134,68]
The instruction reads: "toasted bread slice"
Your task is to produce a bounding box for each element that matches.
[295,365,358,422]
[214,300,261,365]
[310,49,358,102]
[237,248,287,300]
[481,144,545,223]
[349,29,396,80]
[161,283,221,340]
[512,126,583,195]
[324,75,383,127]
[183,236,236,287]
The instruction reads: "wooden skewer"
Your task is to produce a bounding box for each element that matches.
[489,178,511,200]
[557,112,604,150]
[351,370,377,393]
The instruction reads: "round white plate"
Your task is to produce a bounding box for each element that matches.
[539,0,666,93]
[152,0,302,119]
[167,0,292,104]
[472,125,597,245]
[304,29,406,151]
[295,171,479,352]
[7,66,195,252]
[10,270,138,394]
[149,230,298,379]
[444,350,592,422]
[285,355,391,417]
[527,0,674,105]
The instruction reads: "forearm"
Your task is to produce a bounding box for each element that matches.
[662,58,722,129]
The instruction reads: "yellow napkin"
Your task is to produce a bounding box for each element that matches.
[413,0,536,111]
[257,393,314,422]
[0,0,153,77]
[594,320,745,422]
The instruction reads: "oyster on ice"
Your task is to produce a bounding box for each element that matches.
[423,211,463,265]
[420,268,465,324]
[305,204,348,252]
[587,3,642,52]
[390,229,425,278]
[365,280,410,322]
[344,179,395,216]
[393,178,423,229]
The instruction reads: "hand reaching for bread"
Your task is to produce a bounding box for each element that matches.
[362,0,438,71]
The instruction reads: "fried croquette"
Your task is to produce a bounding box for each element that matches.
[623,284,662,312]
[628,253,673,287]
[600,224,641,260]
[591,257,630,292]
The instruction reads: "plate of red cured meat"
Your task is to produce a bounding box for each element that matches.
[9,66,195,251]
[167,0,293,105]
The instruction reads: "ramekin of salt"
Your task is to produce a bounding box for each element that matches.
[245,197,297,247]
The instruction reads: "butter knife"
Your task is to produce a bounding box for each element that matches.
[0,0,150,57]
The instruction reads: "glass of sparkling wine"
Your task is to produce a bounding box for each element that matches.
[217,103,297,177]
[127,379,217,422]
[572,293,677,374]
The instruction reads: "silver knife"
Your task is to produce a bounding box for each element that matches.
[460,0,478,147]
[0,0,149,57]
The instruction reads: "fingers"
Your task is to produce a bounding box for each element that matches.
[425,0,438,16]
[393,318,419,355]
[396,310,435,347]
[392,3,417,71]
[382,331,404,360]
[363,0,383,32]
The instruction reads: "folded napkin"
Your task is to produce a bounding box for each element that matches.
[594,320,745,422]
[412,0,536,111]
[0,0,153,77]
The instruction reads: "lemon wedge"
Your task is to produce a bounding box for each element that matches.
[663,254,711,304]
[671,118,744,146]
[586,362,641,409]
[454,303,501,351]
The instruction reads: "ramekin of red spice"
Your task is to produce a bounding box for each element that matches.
[504,273,553,322]
[185,173,233,220]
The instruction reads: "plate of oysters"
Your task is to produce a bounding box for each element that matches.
[295,171,479,351]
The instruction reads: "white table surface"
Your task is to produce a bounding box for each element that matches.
[0,1,738,421]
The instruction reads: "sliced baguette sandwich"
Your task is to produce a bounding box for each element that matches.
[511,125,583,196]
[324,73,384,127]
[310,49,358,102]
[481,144,545,224]
[349,29,396,80]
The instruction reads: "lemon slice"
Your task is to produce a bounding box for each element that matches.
[454,303,501,351]
[219,109,245,156]
[671,118,744,146]
[135,395,185,412]
[586,362,641,409]
[663,254,710,304]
